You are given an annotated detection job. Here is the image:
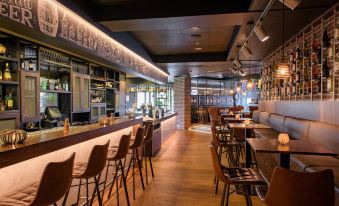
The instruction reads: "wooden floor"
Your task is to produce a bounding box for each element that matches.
[99,129,265,206]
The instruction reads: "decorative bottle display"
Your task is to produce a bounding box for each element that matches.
[5,92,13,110]
[4,63,11,81]
[28,58,34,71]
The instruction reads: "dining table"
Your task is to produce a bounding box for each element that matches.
[246,138,338,169]
[228,123,272,168]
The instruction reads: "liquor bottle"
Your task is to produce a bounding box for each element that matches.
[322,59,330,78]
[4,63,11,81]
[296,46,301,60]
[323,29,330,48]
[5,92,13,110]
[28,58,34,70]
[296,70,301,84]
[0,68,2,80]
[20,55,25,69]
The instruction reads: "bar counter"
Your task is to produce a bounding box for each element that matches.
[0,117,143,169]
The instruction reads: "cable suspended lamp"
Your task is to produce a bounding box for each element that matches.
[276,0,291,80]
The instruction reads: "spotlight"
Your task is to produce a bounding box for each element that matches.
[230,66,238,73]
[239,69,245,76]
[242,45,253,57]
[236,86,241,92]
[254,21,269,42]
[279,0,302,10]
[233,58,242,68]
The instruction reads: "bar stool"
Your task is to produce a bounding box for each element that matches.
[0,153,75,206]
[102,133,131,206]
[63,141,110,206]
[143,123,155,185]
[124,127,145,200]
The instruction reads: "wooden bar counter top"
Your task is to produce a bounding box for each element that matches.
[0,117,143,169]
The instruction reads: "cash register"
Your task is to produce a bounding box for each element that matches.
[41,106,64,129]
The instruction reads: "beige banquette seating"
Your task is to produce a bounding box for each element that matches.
[251,110,339,203]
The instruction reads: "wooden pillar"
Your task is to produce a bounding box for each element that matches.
[174,75,191,129]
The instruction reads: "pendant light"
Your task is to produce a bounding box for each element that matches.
[276,0,291,79]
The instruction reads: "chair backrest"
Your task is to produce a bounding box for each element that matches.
[144,123,154,143]
[209,144,225,181]
[114,133,132,160]
[84,140,110,178]
[31,153,75,206]
[210,127,222,146]
[265,167,335,206]
[130,126,145,149]
[208,107,219,122]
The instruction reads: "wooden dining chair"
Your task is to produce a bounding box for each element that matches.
[261,167,335,206]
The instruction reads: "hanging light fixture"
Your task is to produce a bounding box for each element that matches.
[276,0,291,79]
[254,20,269,42]
[279,0,302,10]
[230,65,238,73]
[242,43,253,57]
[239,69,245,76]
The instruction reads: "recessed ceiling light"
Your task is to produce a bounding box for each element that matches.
[194,47,203,51]
[189,26,201,32]
[190,34,202,38]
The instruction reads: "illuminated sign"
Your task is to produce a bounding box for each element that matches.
[0,0,168,82]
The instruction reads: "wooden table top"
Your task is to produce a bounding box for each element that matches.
[222,118,252,121]
[246,138,338,156]
[228,123,271,129]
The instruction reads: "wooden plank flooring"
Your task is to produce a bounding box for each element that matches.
[99,129,266,206]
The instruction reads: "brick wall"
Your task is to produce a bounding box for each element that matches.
[174,75,191,129]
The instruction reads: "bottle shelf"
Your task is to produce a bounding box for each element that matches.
[0,110,20,114]
[0,80,19,85]
[0,56,19,62]
[40,90,71,94]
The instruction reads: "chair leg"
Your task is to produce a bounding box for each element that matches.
[116,163,120,206]
[86,178,89,206]
[101,161,110,199]
[132,150,136,200]
[94,176,103,206]
[225,184,230,206]
[135,149,145,190]
[144,144,149,185]
[120,160,131,206]
[220,183,226,206]
[76,179,82,205]
[243,185,253,206]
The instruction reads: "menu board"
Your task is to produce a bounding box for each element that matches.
[0,0,167,83]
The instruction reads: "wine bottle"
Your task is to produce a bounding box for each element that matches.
[5,92,13,110]
[28,58,34,70]
[0,68,2,80]
[322,60,330,78]
[4,63,11,81]
[323,29,330,48]
[20,55,25,69]
[296,70,301,84]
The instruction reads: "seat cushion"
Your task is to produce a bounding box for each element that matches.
[307,122,339,160]
[258,112,270,125]
[0,182,38,206]
[252,110,260,122]
[254,129,279,139]
[268,114,285,133]
[282,117,311,140]
[291,155,339,170]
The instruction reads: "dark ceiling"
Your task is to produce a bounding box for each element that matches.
[61,0,338,81]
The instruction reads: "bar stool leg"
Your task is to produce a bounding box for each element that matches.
[107,161,118,199]
[119,160,130,206]
[144,145,149,185]
[136,150,145,190]
[76,179,82,205]
[116,162,120,206]
[94,176,103,206]
[101,160,110,199]
[132,150,136,200]
[220,183,226,206]
[148,148,154,178]
[243,185,253,206]
[86,178,89,206]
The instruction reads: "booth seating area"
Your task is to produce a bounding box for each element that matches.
[251,110,339,202]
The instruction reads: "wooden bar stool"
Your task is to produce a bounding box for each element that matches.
[101,133,131,206]
[124,127,146,200]
[143,123,155,185]
[0,153,75,206]
[63,141,110,206]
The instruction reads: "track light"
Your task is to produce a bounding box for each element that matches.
[242,44,253,57]
[279,0,302,10]
[254,21,269,42]
[239,69,245,76]
[230,66,238,73]
[233,58,242,68]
